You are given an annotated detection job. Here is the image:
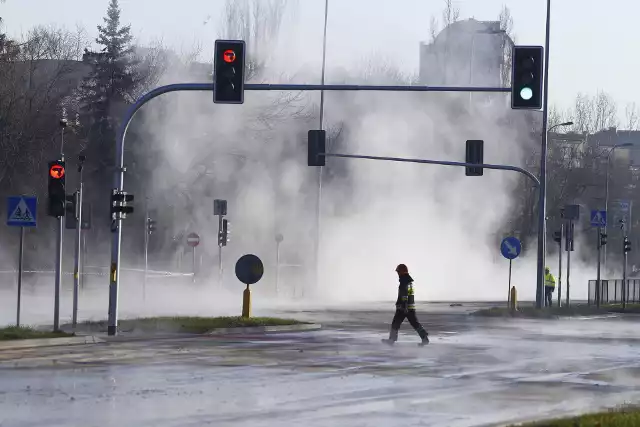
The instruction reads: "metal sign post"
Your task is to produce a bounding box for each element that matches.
[17,227,24,326]
[596,227,602,308]
[275,233,283,295]
[186,232,200,283]
[6,196,38,327]
[500,236,522,306]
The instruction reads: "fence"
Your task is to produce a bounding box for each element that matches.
[587,279,640,305]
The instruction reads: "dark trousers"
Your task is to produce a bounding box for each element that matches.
[545,286,554,307]
[389,309,428,341]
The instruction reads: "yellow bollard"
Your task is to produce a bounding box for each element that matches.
[509,286,518,312]
[242,284,252,318]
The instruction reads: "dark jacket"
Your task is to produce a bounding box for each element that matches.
[395,273,416,311]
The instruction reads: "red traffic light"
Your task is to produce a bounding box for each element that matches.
[223,49,236,63]
[50,164,65,179]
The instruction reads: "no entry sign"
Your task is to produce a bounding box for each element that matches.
[187,232,200,247]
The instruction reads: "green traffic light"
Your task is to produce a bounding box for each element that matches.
[520,87,533,101]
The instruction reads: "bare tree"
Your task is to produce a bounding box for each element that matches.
[498,5,515,87]
[218,0,293,81]
[442,0,460,26]
[593,90,618,131]
[625,102,639,130]
[429,16,439,43]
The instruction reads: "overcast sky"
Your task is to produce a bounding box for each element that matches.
[2,0,638,118]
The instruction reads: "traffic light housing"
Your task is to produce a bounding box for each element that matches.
[600,232,608,247]
[624,236,632,253]
[465,140,484,176]
[511,46,544,109]
[147,217,156,235]
[65,193,76,217]
[553,231,561,244]
[308,130,326,167]
[47,160,66,217]
[213,39,245,104]
[219,219,230,247]
[110,190,134,219]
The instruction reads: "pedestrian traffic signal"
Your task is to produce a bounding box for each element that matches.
[147,217,156,235]
[308,130,326,167]
[511,46,544,109]
[47,160,66,217]
[553,231,561,244]
[624,236,632,253]
[110,190,134,219]
[600,232,608,247]
[213,39,245,104]
[465,140,484,176]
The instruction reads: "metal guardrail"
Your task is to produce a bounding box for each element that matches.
[587,279,640,305]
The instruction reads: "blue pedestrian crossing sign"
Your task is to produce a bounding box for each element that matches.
[6,196,37,227]
[500,236,521,260]
[590,210,607,227]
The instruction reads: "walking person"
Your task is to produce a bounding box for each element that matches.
[544,266,556,307]
[382,264,429,346]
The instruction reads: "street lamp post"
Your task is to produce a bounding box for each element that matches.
[535,0,552,309]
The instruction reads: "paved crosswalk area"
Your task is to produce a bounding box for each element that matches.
[2,309,640,427]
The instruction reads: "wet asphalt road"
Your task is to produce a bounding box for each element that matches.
[2,304,640,427]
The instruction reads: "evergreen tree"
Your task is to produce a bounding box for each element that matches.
[81,0,135,144]
[79,0,137,238]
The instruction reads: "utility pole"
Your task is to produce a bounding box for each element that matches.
[72,155,85,330]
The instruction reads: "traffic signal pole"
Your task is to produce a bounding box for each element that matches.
[72,156,85,330]
[53,123,67,332]
[557,223,563,307]
[143,200,149,301]
[107,82,536,336]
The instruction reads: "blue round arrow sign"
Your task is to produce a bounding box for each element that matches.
[500,236,522,260]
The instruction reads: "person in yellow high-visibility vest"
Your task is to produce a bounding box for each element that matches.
[544,266,556,307]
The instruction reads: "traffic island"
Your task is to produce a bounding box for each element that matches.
[68,316,318,336]
[471,304,640,319]
[509,404,640,426]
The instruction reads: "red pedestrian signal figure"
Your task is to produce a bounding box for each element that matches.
[50,164,65,179]
[223,49,236,63]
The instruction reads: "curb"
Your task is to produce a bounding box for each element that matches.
[84,323,323,342]
[0,335,104,350]
[206,323,322,335]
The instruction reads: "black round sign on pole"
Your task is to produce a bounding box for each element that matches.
[235,254,264,285]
